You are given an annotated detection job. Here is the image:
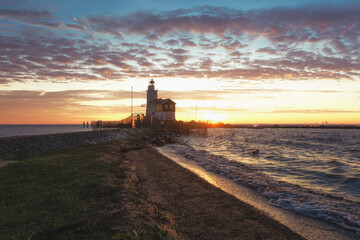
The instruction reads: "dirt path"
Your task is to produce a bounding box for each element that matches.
[0,160,17,169]
[126,144,305,240]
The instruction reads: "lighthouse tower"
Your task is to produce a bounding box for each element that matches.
[146,79,158,116]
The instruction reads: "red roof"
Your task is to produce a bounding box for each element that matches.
[152,98,176,104]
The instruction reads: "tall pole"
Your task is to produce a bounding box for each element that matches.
[131,86,133,128]
[195,103,197,122]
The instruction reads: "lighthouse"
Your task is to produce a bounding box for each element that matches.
[146,79,158,116]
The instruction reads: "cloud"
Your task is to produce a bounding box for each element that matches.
[65,23,87,31]
[0,90,140,123]
[0,89,147,101]
[180,37,197,47]
[270,109,360,114]
[164,39,178,46]
[0,8,89,31]
[0,9,51,19]
[71,5,360,80]
[0,89,147,116]
[4,4,360,48]
[1,4,360,85]
[0,8,65,29]
[144,34,159,41]
[257,47,278,55]
[1,4,359,123]
[159,88,343,101]
[171,48,188,54]
[229,51,242,57]
[199,58,213,70]
[91,67,124,79]
[77,4,360,45]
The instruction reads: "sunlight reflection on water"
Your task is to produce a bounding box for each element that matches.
[166,128,360,236]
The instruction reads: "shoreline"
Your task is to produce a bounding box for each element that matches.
[123,142,305,239]
[0,131,357,239]
[0,133,304,239]
[157,146,359,240]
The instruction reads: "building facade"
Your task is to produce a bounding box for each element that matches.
[146,79,158,116]
[146,79,176,121]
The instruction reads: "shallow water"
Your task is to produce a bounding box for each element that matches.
[167,128,360,236]
[0,124,91,138]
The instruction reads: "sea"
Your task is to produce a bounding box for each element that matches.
[0,124,91,138]
[164,128,360,236]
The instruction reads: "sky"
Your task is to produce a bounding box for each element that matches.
[1,0,360,124]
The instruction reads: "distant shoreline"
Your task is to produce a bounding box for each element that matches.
[1,123,360,139]
[1,123,359,127]
[228,124,360,129]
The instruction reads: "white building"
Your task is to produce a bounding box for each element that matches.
[146,79,176,121]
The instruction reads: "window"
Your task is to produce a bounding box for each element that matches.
[164,104,168,110]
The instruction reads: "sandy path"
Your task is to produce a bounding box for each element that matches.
[127,145,305,240]
[0,160,17,169]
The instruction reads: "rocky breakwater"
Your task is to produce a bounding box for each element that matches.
[0,129,133,161]
[143,132,177,146]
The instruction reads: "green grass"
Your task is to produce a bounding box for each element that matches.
[112,224,168,240]
[0,143,124,240]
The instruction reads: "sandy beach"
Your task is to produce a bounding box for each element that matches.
[116,139,305,239]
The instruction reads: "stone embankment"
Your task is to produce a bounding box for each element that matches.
[0,130,134,160]
[143,132,177,146]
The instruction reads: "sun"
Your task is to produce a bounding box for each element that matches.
[201,112,225,123]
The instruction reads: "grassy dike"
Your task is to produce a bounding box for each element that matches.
[0,138,166,240]
[0,130,305,240]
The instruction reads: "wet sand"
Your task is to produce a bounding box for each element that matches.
[122,142,305,239]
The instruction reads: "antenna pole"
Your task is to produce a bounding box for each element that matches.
[195,103,197,122]
[131,86,133,128]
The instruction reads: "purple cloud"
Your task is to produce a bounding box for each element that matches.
[180,37,197,47]
[0,9,51,19]
[1,4,360,84]
[76,4,360,46]
[164,39,179,46]
[0,8,65,29]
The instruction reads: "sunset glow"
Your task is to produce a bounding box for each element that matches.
[201,112,226,123]
[1,0,360,124]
